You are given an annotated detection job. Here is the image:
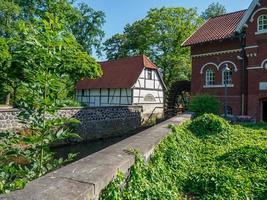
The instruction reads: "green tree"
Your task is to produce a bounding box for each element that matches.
[104,33,128,60]
[12,13,102,95]
[201,2,227,20]
[104,7,203,87]
[71,3,105,55]
[13,0,105,54]
[0,0,104,105]
[0,0,22,104]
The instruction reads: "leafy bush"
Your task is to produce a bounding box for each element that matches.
[189,113,231,137]
[101,117,267,200]
[189,95,220,118]
[0,71,79,194]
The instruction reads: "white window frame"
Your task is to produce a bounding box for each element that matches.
[257,15,267,33]
[205,69,215,86]
[222,68,233,85]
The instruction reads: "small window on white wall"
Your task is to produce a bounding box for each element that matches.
[258,15,267,32]
[205,69,215,85]
[147,69,153,80]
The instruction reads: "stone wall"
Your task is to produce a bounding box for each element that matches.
[58,106,143,141]
[0,114,191,200]
[0,106,163,141]
[0,109,21,131]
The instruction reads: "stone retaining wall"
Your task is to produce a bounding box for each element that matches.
[0,106,163,141]
[0,109,21,130]
[0,114,191,200]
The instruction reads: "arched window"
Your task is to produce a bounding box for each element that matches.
[262,59,267,69]
[222,68,232,85]
[205,69,215,85]
[258,15,267,32]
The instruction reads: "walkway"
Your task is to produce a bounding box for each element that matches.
[0,114,191,200]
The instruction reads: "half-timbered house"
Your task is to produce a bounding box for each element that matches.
[182,0,267,122]
[76,55,166,117]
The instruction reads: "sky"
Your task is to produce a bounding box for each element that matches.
[81,0,252,40]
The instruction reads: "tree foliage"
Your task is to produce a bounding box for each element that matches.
[12,0,105,54]
[104,7,203,87]
[71,3,105,55]
[0,70,79,194]
[189,95,220,118]
[201,2,227,20]
[0,0,104,105]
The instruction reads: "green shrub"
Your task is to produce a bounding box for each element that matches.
[101,118,267,200]
[189,95,220,118]
[217,146,267,170]
[189,114,230,137]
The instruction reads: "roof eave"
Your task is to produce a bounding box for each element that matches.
[181,20,208,47]
[182,34,237,47]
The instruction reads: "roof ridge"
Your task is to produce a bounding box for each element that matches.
[209,9,247,19]
[99,55,144,64]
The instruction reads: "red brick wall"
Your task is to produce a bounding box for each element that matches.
[190,0,267,121]
[245,0,267,121]
[191,38,243,116]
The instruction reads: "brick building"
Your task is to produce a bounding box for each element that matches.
[182,0,267,122]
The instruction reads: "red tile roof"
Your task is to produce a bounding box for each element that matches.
[76,55,158,89]
[182,10,246,47]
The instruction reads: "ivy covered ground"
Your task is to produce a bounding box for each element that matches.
[101,114,267,200]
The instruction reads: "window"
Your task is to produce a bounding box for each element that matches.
[222,68,232,85]
[227,106,233,115]
[258,15,267,32]
[144,94,156,102]
[147,69,153,80]
[205,69,215,85]
[263,60,267,69]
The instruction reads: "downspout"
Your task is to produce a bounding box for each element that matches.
[239,30,247,115]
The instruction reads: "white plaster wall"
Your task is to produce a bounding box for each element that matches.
[133,68,164,104]
[76,89,132,107]
[133,89,163,104]
[132,68,164,116]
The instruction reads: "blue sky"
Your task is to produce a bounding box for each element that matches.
[81,0,251,41]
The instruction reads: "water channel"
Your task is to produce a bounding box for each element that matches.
[53,127,148,161]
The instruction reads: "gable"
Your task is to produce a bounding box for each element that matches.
[134,68,165,90]
[235,0,261,32]
[76,55,159,90]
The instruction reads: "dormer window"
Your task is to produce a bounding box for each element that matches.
[258,15,267,32]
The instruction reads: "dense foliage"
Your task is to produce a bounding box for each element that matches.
[189,95,220,118]
[0,71,79,193]
[101,115,267,199]
[0,0,104,105]
[0,0,102,189]
[104,7,203,87]
[189,114,231,137]
[201,2,227,20]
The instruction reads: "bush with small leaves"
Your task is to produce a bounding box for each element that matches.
[188,113,231,137]
[189,95,220,118]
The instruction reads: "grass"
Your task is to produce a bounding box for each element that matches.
[100,114,267,200]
